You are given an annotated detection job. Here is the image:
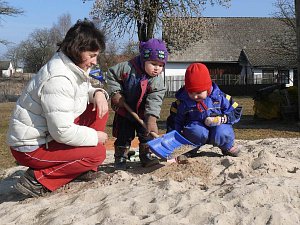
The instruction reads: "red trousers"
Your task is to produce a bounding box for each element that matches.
[11,104,108,191]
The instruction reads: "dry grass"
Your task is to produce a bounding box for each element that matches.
[1,96,299,170]
[0,102,17,169]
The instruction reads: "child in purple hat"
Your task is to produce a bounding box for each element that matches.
[107,38,168,170]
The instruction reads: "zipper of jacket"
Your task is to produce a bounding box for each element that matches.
[45,131,49,149]
[87,73,90,104]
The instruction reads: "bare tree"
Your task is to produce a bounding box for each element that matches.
[274,0,296,31]
[4,45,23,68]
[269,0,297,61]
[50,13,72,47]
[87,0,230,42]
[0,0,23,45]
[19,28,56,72]
[96,40,139,73]
[121,40,139,58]
[98,41,120,71]
[5,14,73,72]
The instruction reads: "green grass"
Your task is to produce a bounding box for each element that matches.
[1,97,299,170]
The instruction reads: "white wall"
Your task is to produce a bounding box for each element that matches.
[1,62,13,77]
[164,62,191,92]
[2,70,10,77]
[15,68,24,73]
[165,62,189,77]
[252,68,294,86]
[286,69,294,87]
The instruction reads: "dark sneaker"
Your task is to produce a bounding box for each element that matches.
[222,145,241,157]
[14,168,49,198]
[114,156,127,170]
[75,170,107,182]
[140,154,159,168]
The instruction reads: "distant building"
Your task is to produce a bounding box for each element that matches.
[15,68,24,73]
[163,17,297,94]
[0,61,14,78]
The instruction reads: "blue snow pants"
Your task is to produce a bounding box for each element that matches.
[182,121,235,151]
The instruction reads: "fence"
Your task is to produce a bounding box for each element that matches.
[164,74,292,97]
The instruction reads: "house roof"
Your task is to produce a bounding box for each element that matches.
[240,48,296,68]
[0,61,11,70]
[164,17,297,68]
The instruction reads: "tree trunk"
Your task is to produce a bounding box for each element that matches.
[137,22,147,41]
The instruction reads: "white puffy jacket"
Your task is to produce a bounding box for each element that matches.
[7,52,106,151]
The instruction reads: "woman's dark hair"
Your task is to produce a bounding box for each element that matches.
[58,19,106,64]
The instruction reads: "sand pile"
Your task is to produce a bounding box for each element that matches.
[0,138,299,225]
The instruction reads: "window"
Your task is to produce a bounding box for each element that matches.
[278,70,289,84]
[262,69,274,84]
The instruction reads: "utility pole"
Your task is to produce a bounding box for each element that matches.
[296,0,300,120]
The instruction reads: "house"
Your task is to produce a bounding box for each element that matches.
[163,17,297,94]
[15,68,24,73]
[0,61,14,78]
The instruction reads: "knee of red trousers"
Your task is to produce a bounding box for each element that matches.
[96,112,109,131]
[90,143,106,165]
[74,103,109,131]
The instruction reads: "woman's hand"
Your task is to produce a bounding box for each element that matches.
[97,131,108,144]
[93,91,109,118]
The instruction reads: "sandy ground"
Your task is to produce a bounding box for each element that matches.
[0,138,299,225]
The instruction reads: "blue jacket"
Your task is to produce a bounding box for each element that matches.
[167,83,242,132]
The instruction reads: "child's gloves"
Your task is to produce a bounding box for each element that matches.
[111,92,125,111]
[204,115,227,127]
[145,115,158,134]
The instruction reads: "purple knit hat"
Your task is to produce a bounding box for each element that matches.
[139,38,168,66]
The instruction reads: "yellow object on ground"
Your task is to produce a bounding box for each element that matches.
[253,86,298,120]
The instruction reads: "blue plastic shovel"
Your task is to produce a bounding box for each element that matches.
[123,103,197,160]
[146,130,197,159]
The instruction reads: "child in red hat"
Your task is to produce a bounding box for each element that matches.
[167,63,243,157]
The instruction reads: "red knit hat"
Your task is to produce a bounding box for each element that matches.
[185,63,212,93]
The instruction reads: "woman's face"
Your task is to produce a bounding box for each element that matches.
[144,60,164,77]
[77,50,99,71]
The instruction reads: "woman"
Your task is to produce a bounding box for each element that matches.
[7,19,109,198]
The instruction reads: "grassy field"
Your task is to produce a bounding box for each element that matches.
[0,102,17,170]
[1,97,299,170]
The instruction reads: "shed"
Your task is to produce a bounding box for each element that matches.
[0,61,14,78]
[163,17,297,93]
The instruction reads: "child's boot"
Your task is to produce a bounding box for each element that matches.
[222,145,241,157]
[114,146,130,170]
[139,143,159,167]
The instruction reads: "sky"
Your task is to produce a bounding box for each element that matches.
[0,0,278,58]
